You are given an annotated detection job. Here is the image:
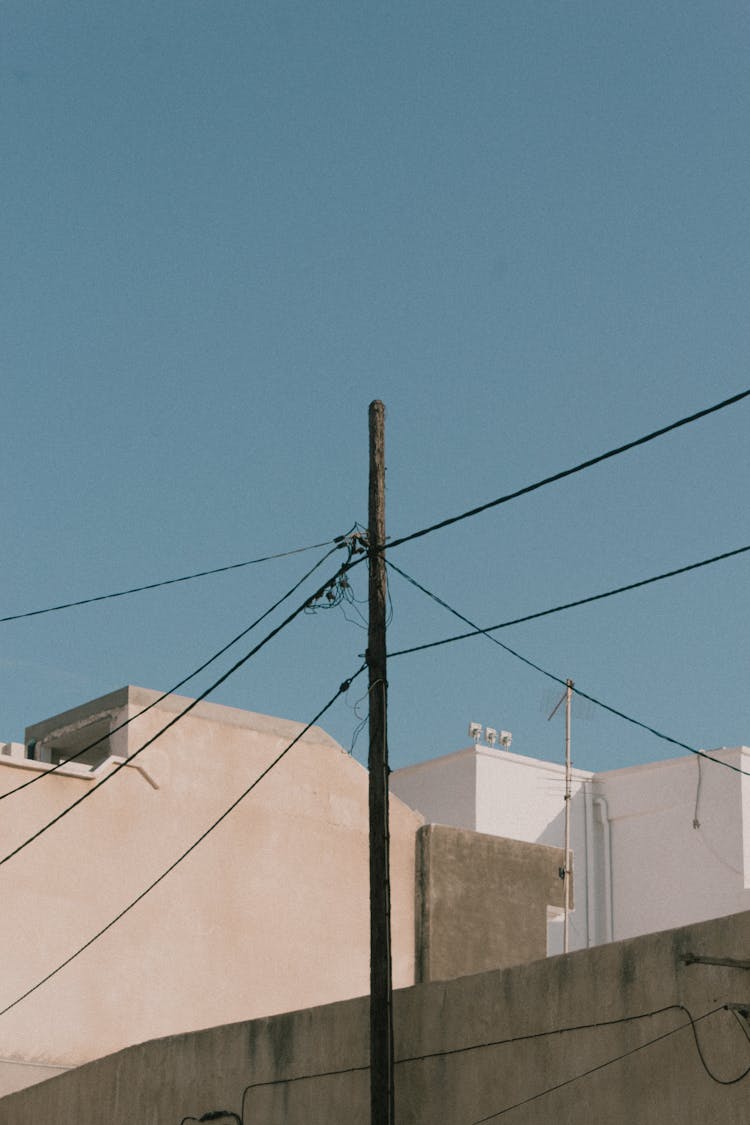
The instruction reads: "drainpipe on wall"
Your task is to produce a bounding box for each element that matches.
[584,779,595,947]
[594,795,614,943]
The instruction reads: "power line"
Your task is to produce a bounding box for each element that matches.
[0,541,346,800]
[5,391,748,622]
[234,1002,748,1120]
[180,1114,242,1125]
[385,387,750,552]
[387,543,750,652]
[0,557,356,869]
[0,666,364,1020]
[0,536,344,624]
[7,390,745,627]
[385,562,750,778]
[471,1004,750,1122]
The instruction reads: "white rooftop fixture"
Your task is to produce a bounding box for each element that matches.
[485,727,498,746]
[499,730,512,749]
[468,722,482,744]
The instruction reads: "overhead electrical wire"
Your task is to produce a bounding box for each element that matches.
[470,1004,750,1122]
[230,1002,749,1121]
[0,535,344,624]
[383,387,750,552]
[385,561,750,778]
[180,1113,242,1125]
[387,543,750,653]
[192,1000,750,1123]
[5,390,746,627]
[0,665,365,1020]
[0,539,350,800]
[0,555,357,869]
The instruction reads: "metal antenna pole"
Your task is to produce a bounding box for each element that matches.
[547,678,574,953]
[367,400,394,1125]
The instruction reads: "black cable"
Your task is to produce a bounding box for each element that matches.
[0,666,364,1019]
[241,1063,370,1121]
[385,388,750,552]
[387,543,750,653]
[6,389,748,627]
[471,1004,749,1122]
[0,541,348,800]
[686,1005,750,1085]
[385,562,750,778]
[237,1001,749,1121]
[398,1002,697,1067]
[0,557,356,870]
[180,1114,242,1125]
[0,537,343,624]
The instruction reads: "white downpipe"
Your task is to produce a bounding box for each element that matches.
[594,795,614,943]
[584,780,595,947]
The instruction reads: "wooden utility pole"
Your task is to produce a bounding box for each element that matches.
[367,399,394,1125]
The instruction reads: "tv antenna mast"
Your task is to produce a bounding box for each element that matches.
[548,678,574,952]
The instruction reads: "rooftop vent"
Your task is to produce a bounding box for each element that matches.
[38,716,112,769]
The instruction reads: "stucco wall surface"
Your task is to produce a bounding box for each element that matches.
[3,909,750,1124]
[389,749,478,831]
[0,687,422,1091]
[597,747,750,940]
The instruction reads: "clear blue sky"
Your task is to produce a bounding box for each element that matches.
[2,1,748,776]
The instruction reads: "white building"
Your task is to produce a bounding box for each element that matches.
[390,732,750,953]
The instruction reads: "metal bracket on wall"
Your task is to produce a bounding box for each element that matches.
[682,954,750,970]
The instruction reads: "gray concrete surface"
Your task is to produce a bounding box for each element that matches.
[416,823,569,981]
[3,909,750,1124]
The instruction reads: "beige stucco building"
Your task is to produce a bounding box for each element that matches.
[0,686,421,1095]
[0,687,566,1099]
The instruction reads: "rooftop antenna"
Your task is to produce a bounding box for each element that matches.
[548,679,574,953]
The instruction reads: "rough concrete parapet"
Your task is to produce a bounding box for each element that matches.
[416,823,569,981]
[3,910,750,1124]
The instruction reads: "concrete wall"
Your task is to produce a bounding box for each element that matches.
[415,824,568,981]
[3,909,750,1124]
[392,745,596,950]
[0,687,423,1095]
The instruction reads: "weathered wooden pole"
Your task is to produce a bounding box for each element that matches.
[367,399,394,1125]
